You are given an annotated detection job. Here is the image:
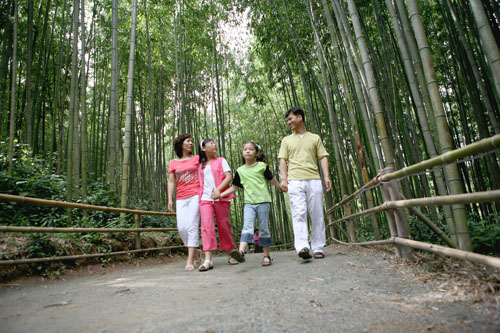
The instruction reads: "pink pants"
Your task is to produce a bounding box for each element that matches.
[199,200,236,252]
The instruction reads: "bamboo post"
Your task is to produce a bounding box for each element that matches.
[386,170,413,259]
[327,214,337,242]
[380,168,401,257]
[134,208,141,250]
[345,199,355,243]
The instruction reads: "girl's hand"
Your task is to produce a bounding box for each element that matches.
[168,201,174,212]
[211,188,221,200]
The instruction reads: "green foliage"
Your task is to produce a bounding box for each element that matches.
[468,213,500,256]
[0,142,67,226]
[407,213,447,246]
[28,233,57,259]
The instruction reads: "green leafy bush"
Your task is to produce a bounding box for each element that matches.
[0,142,67,226]
[469,213,500,256]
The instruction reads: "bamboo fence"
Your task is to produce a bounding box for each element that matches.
[0,193,175,215]
[0,193,178,265]
[0,246,186,266]
[326,133,500,215]
[329,236,500,269]
[325,133,500,268]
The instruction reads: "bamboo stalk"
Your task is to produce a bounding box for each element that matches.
[327,134,500,214]
[0,245,185,266]
[0,193,175,216]
[393,238,500,269]
[0,226,177,233]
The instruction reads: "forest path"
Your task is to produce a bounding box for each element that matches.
[1,244,498,332]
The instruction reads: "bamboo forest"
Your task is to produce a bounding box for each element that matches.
[1,0,500,282]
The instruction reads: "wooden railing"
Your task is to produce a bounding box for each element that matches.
[326,134,500,269]
[0,193,178,265]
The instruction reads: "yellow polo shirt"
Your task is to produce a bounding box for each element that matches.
[278,132,329,180]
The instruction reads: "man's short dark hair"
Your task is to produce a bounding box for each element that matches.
[174,133,193,158]
[285,107,305,122]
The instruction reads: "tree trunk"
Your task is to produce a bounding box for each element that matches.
[120,0,138,212]
[66,0,79,223]
[469,0,500,101]
[407,0,471,250]
[8,1,18,176]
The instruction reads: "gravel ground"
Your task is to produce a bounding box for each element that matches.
[1,244,499,332]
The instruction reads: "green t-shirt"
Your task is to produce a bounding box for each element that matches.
[278,132,329,180]
[233,162,274,204]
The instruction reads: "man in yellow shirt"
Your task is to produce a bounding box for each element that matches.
[278,107,332,259]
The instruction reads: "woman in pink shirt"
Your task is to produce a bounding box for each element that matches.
[168,134,202,271]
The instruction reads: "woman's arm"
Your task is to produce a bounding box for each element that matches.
[167,173,175,211]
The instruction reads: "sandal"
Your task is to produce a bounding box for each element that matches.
[298,247,312,260]
[313,252,325,259]
[262,256,272,266]
[228,257,240,265]
[185,261,195,271]
[230,249,246,263]
[198,260,213,272]
[194,249,203,267]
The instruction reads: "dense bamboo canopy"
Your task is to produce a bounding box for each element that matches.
[1,0,499,253]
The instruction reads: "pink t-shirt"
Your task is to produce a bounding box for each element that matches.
[168,155,200,200]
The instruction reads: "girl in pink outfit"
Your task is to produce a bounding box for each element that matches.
[197,138,237,271]
[168,134,202,271]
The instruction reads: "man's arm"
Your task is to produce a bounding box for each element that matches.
[279,158,288,192]
[319,157,332,192]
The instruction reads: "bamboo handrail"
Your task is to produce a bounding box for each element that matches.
[327,190,500,226]
[0,245,185,265]
[330,236,500,269]
[0,193,176,216]
[0,226,177,233]
[393,238,500,269]
[327,133,500,214]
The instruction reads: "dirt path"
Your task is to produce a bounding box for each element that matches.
[1,244,499,332]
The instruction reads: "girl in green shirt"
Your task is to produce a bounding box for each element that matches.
[212,142,281,266]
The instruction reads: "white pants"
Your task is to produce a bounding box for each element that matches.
[176,195,200,247]
[288,179,325,254]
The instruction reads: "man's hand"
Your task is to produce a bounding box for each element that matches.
[324,178,332,192]
[280,179,288,192]
[168,201,174,212]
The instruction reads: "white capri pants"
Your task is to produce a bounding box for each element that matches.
[176,195,200,247]
[288,179,326,254]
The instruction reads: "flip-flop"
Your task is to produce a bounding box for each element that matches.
[298,248,312,260]
[185,263,195,271]
[313,252,325,259]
